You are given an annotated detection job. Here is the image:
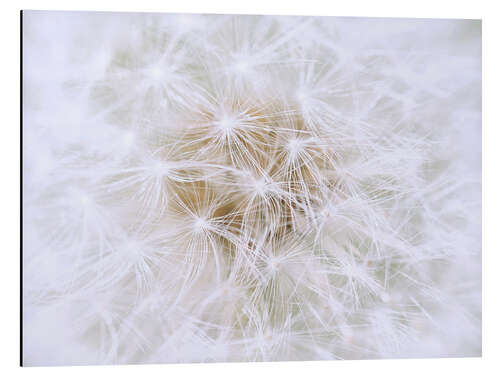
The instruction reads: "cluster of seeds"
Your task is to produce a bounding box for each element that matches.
[23,12,481,365]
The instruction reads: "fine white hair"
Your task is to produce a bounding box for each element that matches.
[22,11,481,365]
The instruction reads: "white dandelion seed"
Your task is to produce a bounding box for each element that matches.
[22,11,481,365]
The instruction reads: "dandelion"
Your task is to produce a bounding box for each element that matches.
[22,11,481,365]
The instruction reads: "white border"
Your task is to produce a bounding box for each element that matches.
[13,1,485,18]
[2,1,498,374]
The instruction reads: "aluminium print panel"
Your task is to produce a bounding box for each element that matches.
[22,10,481,366]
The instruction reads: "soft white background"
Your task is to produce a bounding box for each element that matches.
[1,0,498,373]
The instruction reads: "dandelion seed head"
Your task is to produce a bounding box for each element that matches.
[144,63,176,86]
[67,188,93,209]
[267,257,281,276]
[23,12,481,365]
[214,114,238,133]
[296,88,311,104]
[231,57,252,76]
[286,137,306,159]
[320,203,337,220]
[342,261,365,279]
[380,292,391,303]
[150,160,171,177]
[252,177,270,196]
[193,216,209,233]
